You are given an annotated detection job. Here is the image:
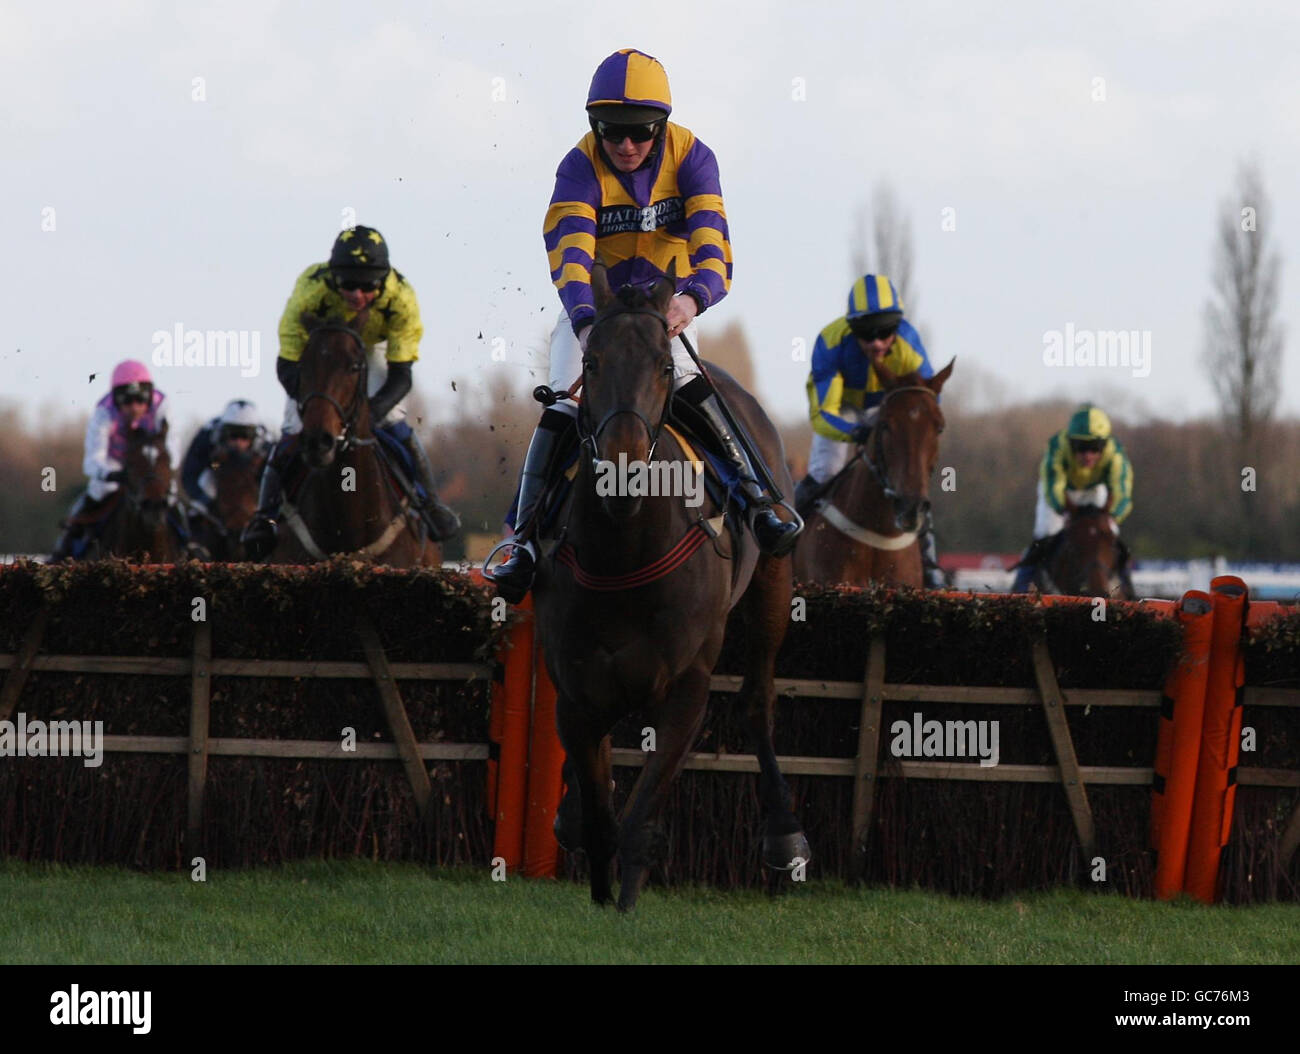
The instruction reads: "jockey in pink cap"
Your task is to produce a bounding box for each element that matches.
[50,360,172,560]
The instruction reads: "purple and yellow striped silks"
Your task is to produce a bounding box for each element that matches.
[543,123,733,335]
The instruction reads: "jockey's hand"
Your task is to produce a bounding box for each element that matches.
[577,323,592,353]
[105,470,127,484]
[666,292,698,339]
[849,424,873,445]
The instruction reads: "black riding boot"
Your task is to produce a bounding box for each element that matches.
[241,458,285,561]
[679,378,801,557]
[50,493,92,562]
[1010,544,1038,593]
[920,507,946,589]
[489,409,573,604]
[793,475,822,515]
[400,430,461,541]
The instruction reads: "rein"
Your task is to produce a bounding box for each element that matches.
[296,322,377,454]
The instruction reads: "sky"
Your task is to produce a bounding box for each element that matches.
[4,0,1299,456]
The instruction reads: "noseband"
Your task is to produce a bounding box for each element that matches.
[297,323,375,452]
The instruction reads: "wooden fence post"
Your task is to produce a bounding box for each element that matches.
[357,616,432,823]
[0,606,50,723]
[851,636,887,876]
[186,620,212,863]
[1030,635,1096,865]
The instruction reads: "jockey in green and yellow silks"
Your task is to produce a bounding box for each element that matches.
[486,48,799,604]
[794,275,946,587]
[1010,403,1135,592]
[241,226,460,559]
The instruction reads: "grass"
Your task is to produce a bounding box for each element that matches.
[1,860,1297,965]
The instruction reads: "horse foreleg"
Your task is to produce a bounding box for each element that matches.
[739,554,811,871]
[615,666,711,911]
[556,710,616,906]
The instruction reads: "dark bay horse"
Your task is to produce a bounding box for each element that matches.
[188,447,264,561]
[535,266,809,910]
[794,358,954,587]
[269,311,439,567]
[1036,505,1134,598]
[99,423,182,562]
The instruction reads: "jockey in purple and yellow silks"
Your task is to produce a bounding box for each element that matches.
[793,275,947,588]
[51,359,172,560]
[487,48,799,603]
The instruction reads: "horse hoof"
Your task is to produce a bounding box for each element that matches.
[763,831,812,871]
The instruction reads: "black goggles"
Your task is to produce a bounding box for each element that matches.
[851,321,900,343]
[113,385,151,406]
[334,273,384,293]
[593,119,663,144]
[1070,438,1105,454]
[221,426,257,442]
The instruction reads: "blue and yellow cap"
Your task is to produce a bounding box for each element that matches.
[846,274,904,321]
[1066,404,1112,441]
[586,48,672,122]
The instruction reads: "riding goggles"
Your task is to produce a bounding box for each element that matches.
[592,118,663,144]
[220,425,258,442]
[1069,438,1105,454]
[851,321,899,343]
[113,384,152,406]
[333,272,384,293]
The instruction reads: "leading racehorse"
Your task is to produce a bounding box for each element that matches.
[267,311,439,567]
[794,358,953,587]
[534,266,810,911]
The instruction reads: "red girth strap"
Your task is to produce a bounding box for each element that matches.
[554,523,711,591]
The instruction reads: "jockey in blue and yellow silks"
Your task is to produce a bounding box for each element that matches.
[487,48,799,603]
[240,226,460,559]
[1010,404,1135,592]
[794,275,946,587]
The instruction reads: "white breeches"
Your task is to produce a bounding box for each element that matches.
[1034,484,1112,538]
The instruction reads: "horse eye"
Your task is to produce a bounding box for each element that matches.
[582,356,597,373]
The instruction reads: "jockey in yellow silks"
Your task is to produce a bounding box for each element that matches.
[241,226,460,558]
[487,48,800,603]
[1010,403,1135,592]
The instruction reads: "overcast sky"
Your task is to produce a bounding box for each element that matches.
[4,0,1298,454]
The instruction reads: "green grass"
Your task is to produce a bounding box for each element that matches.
[2,860,1297,964]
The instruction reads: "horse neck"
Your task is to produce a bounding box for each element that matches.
[310,440,396,547]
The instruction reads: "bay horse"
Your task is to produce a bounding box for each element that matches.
[535,266,810,911]
[268,310,439,567]
[1036,504,1134,599]
[793,358,954,587]
[188,447,265,561]
[99,422,183,562]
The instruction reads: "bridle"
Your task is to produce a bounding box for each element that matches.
[857,385,941,502]
[576,301,675,467]
[296,322,376,453]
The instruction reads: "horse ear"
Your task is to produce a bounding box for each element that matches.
[591,258,614,310]
[650,257,678,315]
[926,357,956,395]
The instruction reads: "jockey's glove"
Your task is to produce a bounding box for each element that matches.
[369,360,412,424]
[849,424,873,445]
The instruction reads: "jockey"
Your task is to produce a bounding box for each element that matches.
[241,226,460,559]
[793,275,946,588]
[51,360,171,560]
[1010,403,1135,592]
[487,48,800,603]
[180,399,274,512]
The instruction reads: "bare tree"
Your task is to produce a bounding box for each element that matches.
[1203,161,1284,452]
[1202,161,1284,558]
[851,181,916,316]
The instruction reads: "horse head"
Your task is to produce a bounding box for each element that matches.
[297,309,371,469]
[581,261,677,523]
[860,355,955,533]
[1054,504,1124,596]
[122,421,171,530]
